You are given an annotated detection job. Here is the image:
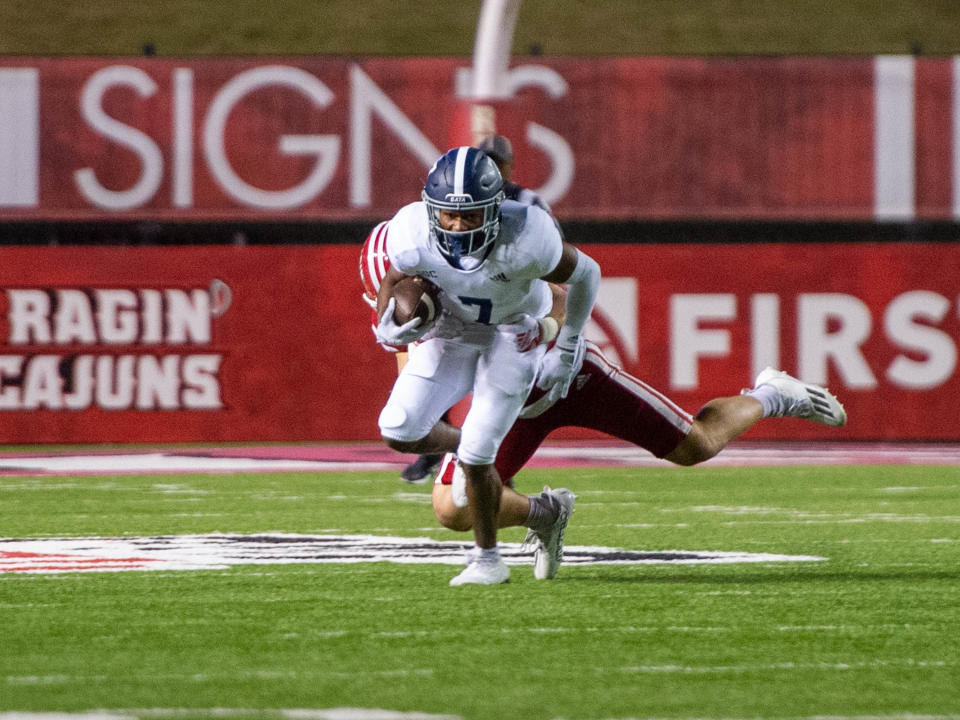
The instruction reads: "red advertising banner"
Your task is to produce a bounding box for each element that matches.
[0,56,955,221]
[0,242,956,443]
[582,242,960,442]
[0,245,396,443]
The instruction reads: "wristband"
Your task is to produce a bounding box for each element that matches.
[538,317,559,345]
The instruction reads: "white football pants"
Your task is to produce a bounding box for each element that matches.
[378,328,545,466]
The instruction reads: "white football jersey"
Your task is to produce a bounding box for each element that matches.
[385,200,560,326]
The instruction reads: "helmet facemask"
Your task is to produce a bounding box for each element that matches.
[422,147,505,271]
[423,194,504,270]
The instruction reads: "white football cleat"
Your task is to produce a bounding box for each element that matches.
[522,486,577,580]
[753,367,847,427]
[449,549,510,586]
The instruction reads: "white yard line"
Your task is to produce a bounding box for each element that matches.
[5,710,960,720]
[0,712,462,720]
[0,441,958,477]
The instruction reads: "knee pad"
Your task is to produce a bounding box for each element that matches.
[378,404,414,441]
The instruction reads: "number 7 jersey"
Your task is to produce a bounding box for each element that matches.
[385,199,561,327]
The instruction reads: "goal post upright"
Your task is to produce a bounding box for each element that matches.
[459,0,523,145]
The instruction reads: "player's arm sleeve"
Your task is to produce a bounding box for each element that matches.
[383,205,424,275]
[523,205,565,277]
[542,243,601,345]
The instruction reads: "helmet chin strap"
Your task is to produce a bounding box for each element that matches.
[429,201,501,270]
[450,236,462,267]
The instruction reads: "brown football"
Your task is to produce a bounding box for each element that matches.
[392,275,441,326]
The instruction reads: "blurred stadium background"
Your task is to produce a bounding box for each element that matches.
[0,0,958,444]
[3,5,960,720]
[3,0,960,55]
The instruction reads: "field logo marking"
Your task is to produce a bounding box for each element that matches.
[0,533,824,574]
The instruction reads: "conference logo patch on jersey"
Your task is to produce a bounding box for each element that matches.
[0,534,824,573]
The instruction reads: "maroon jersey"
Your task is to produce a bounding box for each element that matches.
[438,341,693,485]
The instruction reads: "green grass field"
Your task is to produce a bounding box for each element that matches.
[3,461,959,719]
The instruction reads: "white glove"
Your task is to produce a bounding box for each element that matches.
[374,297,427,346]
[536,335,586,404]
[518,391,556,419]
[499,314,558,353]
[425,310,464,340]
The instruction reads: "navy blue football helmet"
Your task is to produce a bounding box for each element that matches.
[422,146,505,270]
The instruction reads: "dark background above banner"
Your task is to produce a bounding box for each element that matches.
[0,220,957,246]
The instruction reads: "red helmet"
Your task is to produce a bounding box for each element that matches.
[359,221,391,305]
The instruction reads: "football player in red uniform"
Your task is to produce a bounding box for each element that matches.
[476,135,556,218]
[360,219,847,580]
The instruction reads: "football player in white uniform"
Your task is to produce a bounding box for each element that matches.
[397,134,562,485]
[374,146,601,586]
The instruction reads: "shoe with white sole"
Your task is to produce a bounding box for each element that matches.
[751,367,847,427]
[521,486,577,580]
[449,549,510,586]
[400,453,442,484]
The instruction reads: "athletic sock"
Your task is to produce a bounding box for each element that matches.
[525,490,559,532]
[744,383,782,418]
[478,546,501,562]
